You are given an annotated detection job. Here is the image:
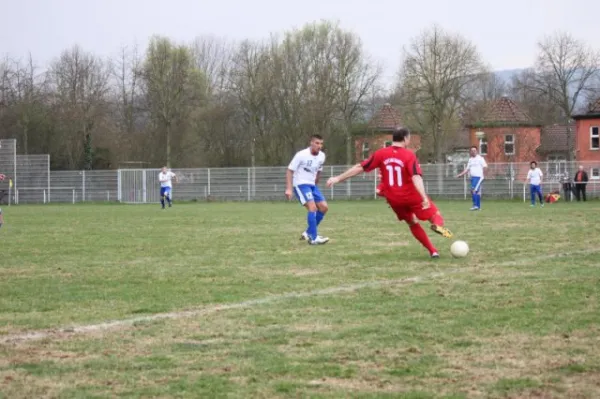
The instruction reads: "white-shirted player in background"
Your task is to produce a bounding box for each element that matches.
[456,146,488,210]
[526,161,544,207]
[158,166,177,209]
[285,135,329,245]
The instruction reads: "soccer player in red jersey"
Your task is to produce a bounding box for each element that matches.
[327,127,453,258]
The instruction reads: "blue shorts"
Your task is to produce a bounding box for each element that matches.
[160,186,172,197]
[294,184,325,205]
[471,177,483,194]
[530,184,542,194]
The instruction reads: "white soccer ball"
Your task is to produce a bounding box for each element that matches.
[450,240,469,258]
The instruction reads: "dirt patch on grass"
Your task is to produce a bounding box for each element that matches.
[439,329,600,396]
[307,376,390,391]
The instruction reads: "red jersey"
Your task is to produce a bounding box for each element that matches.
[360,145,422,201]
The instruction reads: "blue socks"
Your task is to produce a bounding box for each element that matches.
[472,193,481,208]
[307,211,318,240]
[316,210,325,226]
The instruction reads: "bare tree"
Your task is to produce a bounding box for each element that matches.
[112,44,143,135]
[5,55,49,154]
[330,24,382,165]
[582,74,600,111]
[190,35,234,98]
[140,36,206,166]
[397,24,488,162]
[228,39,275,165]
[461,71,508,125]
[524,32,600,160]
[49,45,111,169]
[509,69,562,126]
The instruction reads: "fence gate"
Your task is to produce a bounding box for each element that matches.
[118,169,162,204]
[118,169,147,203]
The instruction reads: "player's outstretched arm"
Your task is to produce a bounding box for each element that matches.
[456,167,468,178]
[327,164,364,187]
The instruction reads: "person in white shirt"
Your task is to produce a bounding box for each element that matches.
[158,166,177,209]
[456,146,488,210]
[526,161,544,207]
[285,135,329,245]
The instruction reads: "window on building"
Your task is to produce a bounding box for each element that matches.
[384,141,392,148]
[547,154,567,176]
[479,138,488,155]
[591,126,599,150]
[362,141,370,159]
[504,134,515,155]
[591,168,600,180]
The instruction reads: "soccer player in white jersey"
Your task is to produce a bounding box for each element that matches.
[285,135,329,245]
[526,161,544,207]
[456,146,488,210]
[158,166,177,209]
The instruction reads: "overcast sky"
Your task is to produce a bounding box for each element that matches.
[2,0,598,85]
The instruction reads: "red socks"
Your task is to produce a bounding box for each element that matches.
[409,223,437,255]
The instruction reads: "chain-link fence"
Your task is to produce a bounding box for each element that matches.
[1,161,599,205]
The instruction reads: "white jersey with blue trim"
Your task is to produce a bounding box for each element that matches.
[159,171,176,188]
[527,168,543,185]
[467,155,487,177]
[287,148,326,187]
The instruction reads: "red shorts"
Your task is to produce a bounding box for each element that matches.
[386,195,439,223]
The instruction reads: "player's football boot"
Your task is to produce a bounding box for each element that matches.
[431,252,440,259]
[430,224,453,238]
[300,231,309,240]
[308,236,329,245]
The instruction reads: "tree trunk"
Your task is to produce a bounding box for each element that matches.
[83,133,93,170]
[344,122,352,197]
[343,122,352,166]
[566,125,573,162]
[166,123,171,167]
[434,128,445,195]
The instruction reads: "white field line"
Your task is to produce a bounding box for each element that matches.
[1,248,598,345]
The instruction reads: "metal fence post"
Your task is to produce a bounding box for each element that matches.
[252,166,256,198]
[464,173,467,200]
[330,166,334,200]
[82,170,86,202]
[207,168,211,196]
[346,165,351,199]
[373,170,378,199]
[247,168,251,201]
[142,170,147,203]
[117,170,122,202]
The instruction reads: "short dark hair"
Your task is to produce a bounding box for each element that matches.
[392,127,410,142]
[470,145,478,150]
[311,134,323,141]
[530,161,537,166]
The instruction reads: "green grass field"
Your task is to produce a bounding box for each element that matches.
[1,200,599,398]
